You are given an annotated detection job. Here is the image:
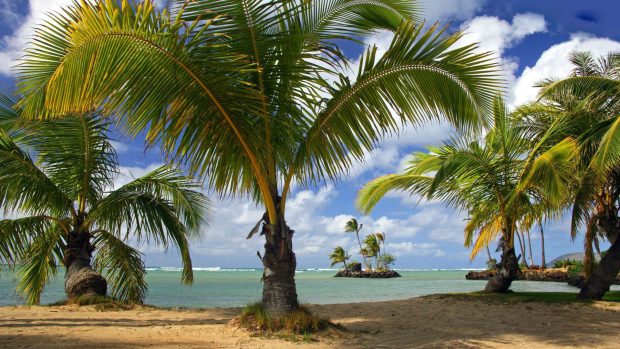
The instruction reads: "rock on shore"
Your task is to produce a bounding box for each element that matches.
[465,268,620,286]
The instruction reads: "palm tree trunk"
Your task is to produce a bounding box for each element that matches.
[539,222,547,269]
[356,231,371,271]
[260,219,299,316]
[526,230,534,267]
[515,229,528,268]
[486,245,492,262]
[484,232,521,293]
[579,227,620,300]
[63,231,107,301]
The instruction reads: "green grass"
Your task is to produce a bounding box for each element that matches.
[236,302,341,340]
[430,291,620,304]
[45,294,138,311]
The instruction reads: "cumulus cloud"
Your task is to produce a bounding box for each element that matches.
[386,242,445,257]
[512,33,620,106]
[456,13,547,106]
[423,0,487,22]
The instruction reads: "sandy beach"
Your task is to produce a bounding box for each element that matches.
[1,295,619,348]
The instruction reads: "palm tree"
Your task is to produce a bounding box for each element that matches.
[375,232,385,269]
[539,220,547,269]
[16,0,501,315]
[363,234,380,269]
[357,98,576,292]
[345,218,370,271]
[0,101,210,304]
[329,246,350,270]
[516,51,620,299]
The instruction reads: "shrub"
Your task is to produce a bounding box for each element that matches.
[238,302,333,335]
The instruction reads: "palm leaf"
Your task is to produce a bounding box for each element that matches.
[93,230,147,303]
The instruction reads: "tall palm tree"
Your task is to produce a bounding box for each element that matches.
[344,218,370,271]
[0,99,210,304]
[375,232,385,269]
[363,234,380,269]
[357,98,576,292]
[16,0,501,315]
[516,51,620,299]
[329,246,350,269]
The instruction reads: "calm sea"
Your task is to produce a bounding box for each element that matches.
[0,268,599,308]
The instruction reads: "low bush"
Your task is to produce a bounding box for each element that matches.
[237,302,336,336]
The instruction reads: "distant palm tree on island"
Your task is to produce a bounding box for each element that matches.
[0,99,210,304]
[329,247,351,270]
[15,0,501,316]
[344,218,370,271]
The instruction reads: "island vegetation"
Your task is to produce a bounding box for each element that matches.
[330,218,399,278]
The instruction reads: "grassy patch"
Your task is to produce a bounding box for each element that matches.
[46,294,138,311]
[234,302,342,341]
[429,291,620,304]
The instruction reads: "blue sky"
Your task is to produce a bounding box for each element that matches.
[1,0,620,269]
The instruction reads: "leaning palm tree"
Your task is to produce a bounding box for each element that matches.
[357,98,576,292]
[516,51,620,299]
[329,246,350,270]
[16,0,501,315]
[344,218,370,271]
[0,102,210,304]
[363,234,380,269]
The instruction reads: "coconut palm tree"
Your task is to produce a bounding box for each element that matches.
[0,99,210,304]
[344,218,371,271]
[16,0,501,315]
[375,232,385,269]
[357,98,577,292]
[329,246,350,269]
[516,51,620,299]
[363,234,380,269]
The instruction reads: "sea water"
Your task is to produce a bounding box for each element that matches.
[0,268,602,308]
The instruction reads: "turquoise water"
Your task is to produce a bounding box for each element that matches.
[0,268,596,308]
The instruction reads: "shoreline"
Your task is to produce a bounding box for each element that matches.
[1,293,619,348]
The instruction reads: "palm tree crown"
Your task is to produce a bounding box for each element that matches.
[357,98,577,291]
[0,97,210,304]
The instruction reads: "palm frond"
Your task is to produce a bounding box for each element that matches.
[93,230,147,303]
[0,129,72,216]
[88,166,207,284]
[16,226,63,304]
[292,20,501,189]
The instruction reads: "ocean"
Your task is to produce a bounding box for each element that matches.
[0,268,602,308]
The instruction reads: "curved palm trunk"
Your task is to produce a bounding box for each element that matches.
[540,222,547,269]
[578,230,620,300]
[526,230,534,267]
[260,219,299,316]
[484,235,521,293]
[64,231,107,301]
[515,230,528,268]
[356,231,371,271]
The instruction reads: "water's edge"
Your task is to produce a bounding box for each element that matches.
[1,269,600,308]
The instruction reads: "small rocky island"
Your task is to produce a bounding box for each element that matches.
[329,218,400,279]
[334,262,401,278]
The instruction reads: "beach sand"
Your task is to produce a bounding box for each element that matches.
[1,295,618,348]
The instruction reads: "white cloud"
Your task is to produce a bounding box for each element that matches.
[423,0,487,22]
[457,13,547,107]
[0,0,20,27]
[385,241,445,257]
[513,33,620,106]
[113,163,163,189]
